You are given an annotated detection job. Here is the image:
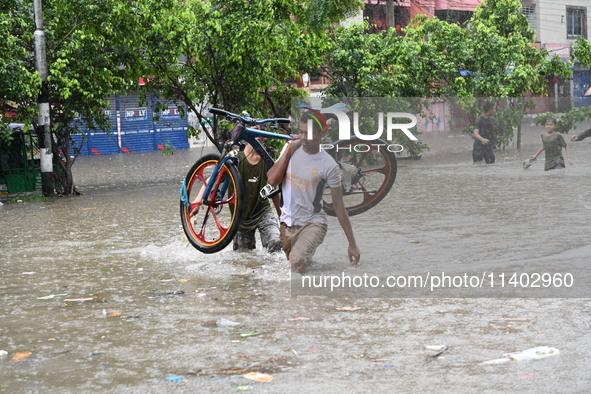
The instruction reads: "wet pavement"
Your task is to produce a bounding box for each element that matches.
[1,125,591,393]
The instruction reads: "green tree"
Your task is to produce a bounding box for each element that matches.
[322,0,572,151]
[0,0,40,129]
[1,0,144,195]
[135,0,362,151]
[320,23,430,157]
[2,0,362,195]
[537,37,591,135]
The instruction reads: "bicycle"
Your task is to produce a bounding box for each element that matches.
[180,107,397,253]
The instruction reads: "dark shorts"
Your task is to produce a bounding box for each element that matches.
[473,142,495,164]
[546,162,566,171]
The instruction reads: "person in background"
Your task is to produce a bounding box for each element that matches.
[570,128,591,142]
[529,117,572,170]
[472,102,496,164]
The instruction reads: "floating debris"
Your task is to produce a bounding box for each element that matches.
[233,385,253,391]
[243,372,274,383]
[217,318,242,327]
[426,346,449,362]
[425,345,446,351]
[12,351,32,362]
[37,294,68,300]
[481,346,560,365]
[64,298,94,302]
[239,331,259,337]
[199,368,247,376]
[153,290,185,297]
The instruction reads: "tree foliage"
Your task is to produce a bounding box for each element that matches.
[1,0,143,195]
[1,0,362,195]
[3,0,591,197]
[0,0,40,130]
[135,0,362,151]
[322,0,574,151]
[572,36,591,68]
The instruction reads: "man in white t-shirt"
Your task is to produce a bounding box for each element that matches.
[267,110,360,273]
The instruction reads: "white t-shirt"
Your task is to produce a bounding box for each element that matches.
[280,146,341,227]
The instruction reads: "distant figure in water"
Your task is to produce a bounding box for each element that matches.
[472,102,496,164]
[529,117,572,170]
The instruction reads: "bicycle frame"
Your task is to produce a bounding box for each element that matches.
[198,121,292,206]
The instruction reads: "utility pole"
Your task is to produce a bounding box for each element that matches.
[33,0,54,196]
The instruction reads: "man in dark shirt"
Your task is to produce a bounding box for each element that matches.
[472,102,496,164]
[189,136,282,253]
[233,139,282,253]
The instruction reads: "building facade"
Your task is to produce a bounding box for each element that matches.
[525,0,591,108]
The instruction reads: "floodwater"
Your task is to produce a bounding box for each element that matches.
[1,124,591,393]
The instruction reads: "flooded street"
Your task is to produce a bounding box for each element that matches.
[1,125,591,393]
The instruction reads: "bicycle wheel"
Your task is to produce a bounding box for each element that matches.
[180,153,244,253]
[323,137,397,217]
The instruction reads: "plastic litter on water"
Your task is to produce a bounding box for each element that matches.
[239,331,259,337]
[481,346,560,365]
[64,298,94,302]
[217,318,242,327]
[243,372,273,382]
[37,294,68,300]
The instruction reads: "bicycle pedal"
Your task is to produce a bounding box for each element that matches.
[260,184,280,199]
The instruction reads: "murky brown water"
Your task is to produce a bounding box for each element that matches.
[1,125,590,393]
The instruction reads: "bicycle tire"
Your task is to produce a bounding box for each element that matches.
[180,153,244,253]
[323,137,397,217]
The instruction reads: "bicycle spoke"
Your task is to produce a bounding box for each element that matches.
[364,166,389,176]
[197,211,209,242]
[208,205,229,239]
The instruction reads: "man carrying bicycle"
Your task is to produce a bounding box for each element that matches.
[267,109,360,273]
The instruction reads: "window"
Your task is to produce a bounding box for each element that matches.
[521,5,536,30]
[567,6,587,39]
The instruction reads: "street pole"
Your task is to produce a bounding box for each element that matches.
[33,0,54,196]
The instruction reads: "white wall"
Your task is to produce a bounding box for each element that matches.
[534,0,590,45]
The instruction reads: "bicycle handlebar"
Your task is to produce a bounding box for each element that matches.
[208,107,290,125]
[208,107,227,116]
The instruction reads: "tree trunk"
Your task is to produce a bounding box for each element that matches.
[517,99,526,150]
[52,129,81,196]
[386,0,395,31]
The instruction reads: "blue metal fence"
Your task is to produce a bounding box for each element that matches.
[71,93,189,156]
